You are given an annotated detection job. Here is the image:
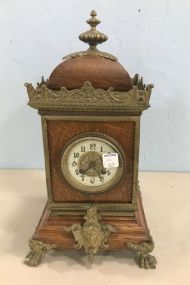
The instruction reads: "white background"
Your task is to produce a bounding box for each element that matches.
[0,0,190,171]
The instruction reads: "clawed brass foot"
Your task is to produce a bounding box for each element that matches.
[139,253,157,269]
[127,236,157,269]
[25,239,56,267]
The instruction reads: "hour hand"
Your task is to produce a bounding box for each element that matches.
[79,168,86,174]
[79,163,91,174]
[79,161,95,175]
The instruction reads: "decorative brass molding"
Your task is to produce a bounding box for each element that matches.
[48,201,137,212]
[63,50,117,61]
[64,206,116,262]
[25,77,153,112]
[127,236,157,269]
[25,239,56,266]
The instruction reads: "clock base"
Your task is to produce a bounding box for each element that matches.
[25,191,156,269]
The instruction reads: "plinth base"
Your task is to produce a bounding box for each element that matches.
[25,191,156,269]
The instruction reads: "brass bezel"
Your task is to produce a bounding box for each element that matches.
[61,132,125,194]
[41,115,140,212]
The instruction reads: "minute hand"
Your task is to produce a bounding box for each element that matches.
[94,166,104,181]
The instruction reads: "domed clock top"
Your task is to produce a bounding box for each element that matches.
[25,10,153,109]
[47,10,132,91]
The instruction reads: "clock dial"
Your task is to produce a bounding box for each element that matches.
[61,133,124,193]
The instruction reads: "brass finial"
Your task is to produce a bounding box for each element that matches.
[63,10,117,61]
[79,10,108,51]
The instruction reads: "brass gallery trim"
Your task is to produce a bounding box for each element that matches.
[25,80,153,112]
[41,115,139,211]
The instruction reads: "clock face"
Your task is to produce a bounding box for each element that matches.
[61,133,124,193]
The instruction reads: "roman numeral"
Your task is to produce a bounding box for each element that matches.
[81,146,85,152]
[90,143,96,150]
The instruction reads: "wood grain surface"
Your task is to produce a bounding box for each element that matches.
[47,120,136,203]
[47,55,133,91]
[33,191,149,250]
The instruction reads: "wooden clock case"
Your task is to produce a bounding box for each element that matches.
[24,11,157,269]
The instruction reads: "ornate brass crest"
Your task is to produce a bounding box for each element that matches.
[64,206,116,262]
[25,76,153,112]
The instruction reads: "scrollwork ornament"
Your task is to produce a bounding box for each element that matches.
[25,76,153,112]
[64,206,116,262]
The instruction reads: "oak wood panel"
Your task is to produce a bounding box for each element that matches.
[47,120,136,203]
[33,192,150,250]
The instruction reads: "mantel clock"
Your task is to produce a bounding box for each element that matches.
[25,11,157,269]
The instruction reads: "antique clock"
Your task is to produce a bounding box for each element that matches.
[25,10,157,269]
